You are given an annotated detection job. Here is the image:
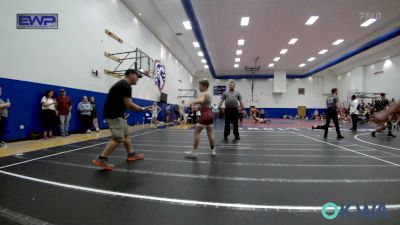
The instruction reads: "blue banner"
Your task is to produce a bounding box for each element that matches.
[213,85,226,96]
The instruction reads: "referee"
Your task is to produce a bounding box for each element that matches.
[218,81,245,141]
[324,88,344,139]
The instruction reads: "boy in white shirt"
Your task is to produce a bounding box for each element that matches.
[349,95,359,131]
[150,102,161,128]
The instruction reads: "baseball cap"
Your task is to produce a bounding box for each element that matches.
[124,69,142,78]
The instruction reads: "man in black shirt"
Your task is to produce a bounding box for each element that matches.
[218,82,245,142]
[371,93,395,137]
[92,69,150,170]
[324,88,344,139]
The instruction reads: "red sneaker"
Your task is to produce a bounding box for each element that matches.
[92,158,114,170]
[127,152,144,162]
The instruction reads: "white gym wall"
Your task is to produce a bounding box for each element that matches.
[0,0,194,104]
[194,77,326,109]
[335,54,400,104]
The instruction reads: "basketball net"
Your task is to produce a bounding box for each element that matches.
[245,94,260,103]
[147,69,155,78]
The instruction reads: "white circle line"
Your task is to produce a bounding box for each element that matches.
[1,169,400,212]
[354,133,400,151]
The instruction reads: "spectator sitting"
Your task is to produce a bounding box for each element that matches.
[313,109,320,120]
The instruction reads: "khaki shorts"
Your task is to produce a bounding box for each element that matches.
[106,118,129,143]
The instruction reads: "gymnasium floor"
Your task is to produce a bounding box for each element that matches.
[0,120,400,225]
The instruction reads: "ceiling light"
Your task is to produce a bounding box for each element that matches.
[193,42,200,48]
[204,65,209,69]
[138,13,142,16]
[299,63,306,67]
[273,57,280,62]
[305,16,319,25]
[280,49,288,54]
[234,64,239,68]
[236,50,242,55]
[307,57,316,61]
[332,39,344,45]
[197,51,203,56]
[241,17,249,26]
[318,49,328,54]
[201,59,206,63]
[268,63,274,68]
[360,18,377,27]
[183,21,192,30]
[235,58,240,62]
[288,38,298,45]
[238,39,245,45]
[384,59,392,68]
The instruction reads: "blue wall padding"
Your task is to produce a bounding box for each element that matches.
[0,77,324,141]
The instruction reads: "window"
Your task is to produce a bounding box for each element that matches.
[160,46,165,60]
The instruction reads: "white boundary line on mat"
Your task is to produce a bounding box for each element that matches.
[0,130,158,169]
[1,169,400,212]
[291,132,400,167]
[354,133,400,151]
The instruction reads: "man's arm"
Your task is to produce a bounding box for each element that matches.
[217,99,224,109]
[124,97,146,111]
[218,94,225,109]
[0,103,10,109]
[238,93,245,110]
[69,98,73,112]
[239,100,245,110]
[336,98,340,110]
